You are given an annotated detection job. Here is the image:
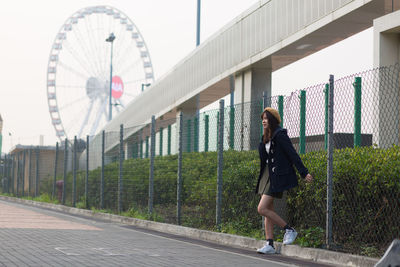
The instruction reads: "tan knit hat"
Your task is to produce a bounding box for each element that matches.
[261,107,281,124]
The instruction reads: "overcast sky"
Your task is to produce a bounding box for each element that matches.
[0,0,373,153]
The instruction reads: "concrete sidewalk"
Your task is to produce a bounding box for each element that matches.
[0,195,379,267]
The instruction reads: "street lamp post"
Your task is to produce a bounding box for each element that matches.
[106,33,116,121]
[141,83,151,92]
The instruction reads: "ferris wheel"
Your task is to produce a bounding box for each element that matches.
[46,5,154,141]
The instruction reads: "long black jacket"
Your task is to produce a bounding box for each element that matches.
[255,127,308,194]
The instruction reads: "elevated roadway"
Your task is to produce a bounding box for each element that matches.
[85,0,395,166]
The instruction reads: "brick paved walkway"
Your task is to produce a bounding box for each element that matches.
[0,200,332,267]
[0,202,100,230]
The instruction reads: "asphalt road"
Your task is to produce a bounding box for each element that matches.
[0,200,333,267]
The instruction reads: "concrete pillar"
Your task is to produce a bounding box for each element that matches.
[373,11,400,148]
[124,142,130,160]
[176,96,198,153]
[155,131,160,156]
[234,68,272,150]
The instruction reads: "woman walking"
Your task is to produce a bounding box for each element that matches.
[256,107,313,254]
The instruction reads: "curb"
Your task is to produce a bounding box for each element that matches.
[0,196,379,267]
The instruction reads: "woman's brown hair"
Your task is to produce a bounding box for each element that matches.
[261,111,279,144]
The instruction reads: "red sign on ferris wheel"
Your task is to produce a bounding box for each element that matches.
[111,76,124,99]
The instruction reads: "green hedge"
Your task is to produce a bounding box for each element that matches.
[39,146,399,256]
[290,146,400,256]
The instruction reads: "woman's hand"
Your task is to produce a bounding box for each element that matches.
[305,173,313,183]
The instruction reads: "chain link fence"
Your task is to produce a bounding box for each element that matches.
[1,64,399,257]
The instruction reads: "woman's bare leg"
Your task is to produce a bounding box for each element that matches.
[258,194,287,229]
[265,216,274,240]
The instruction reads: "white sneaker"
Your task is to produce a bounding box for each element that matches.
[256,243,275,254]
[283,229,298,245]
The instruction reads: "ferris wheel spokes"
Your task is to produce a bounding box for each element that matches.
[59,96,88,112]
[80,17,105,77]
[58,61,89,80]
[63,39,100,79]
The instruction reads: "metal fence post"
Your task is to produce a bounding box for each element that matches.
[139,129,143,159]
[229,105,235,150]
[52,143,58,199]
[145,136,149,158]
[86,135,89,208]
[229,75,235,151]
[6,155,9,194]
[327,74,334,249]
[7,155,11,194]
[187,119,191,152]
[7,154,10,194]
[72,136,77,207]
[177,112,183,225]
[6,154,10,194]
[204,115,209,152]
[101,131,105,210]
[16,152,20,197]
[195,103,200,154]
[149,116,156,215]
[7,155,10,194]
[159,127,163,156]
[62,140,67,204]
[278,95,284,126]
[324,83,329,150]
[167,125,171,155]
[299,90,306,154]
[194,117,199,152]
[2,154,6,193]
[11,155,14,195]
[118,124,124,213]
[216,99,224,229]
[35,146,40,197]
[22,150,26,197]
[353,77,362,147]
[28,149,32,197]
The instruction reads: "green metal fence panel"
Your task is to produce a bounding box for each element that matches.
[353,77,362,147]
[159,127,163,156]
[194,117,199,152]
[145,136,149,158]
[168,125,171,155]
[278,95,284,127]
[229,106,235,149]
[204,115,209,152]
[187,119,192,153]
